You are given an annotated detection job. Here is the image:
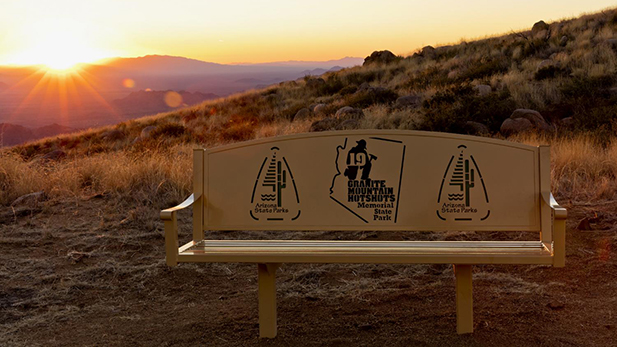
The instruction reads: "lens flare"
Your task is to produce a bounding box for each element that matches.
[123,78,135,88]
[164,91,182,107]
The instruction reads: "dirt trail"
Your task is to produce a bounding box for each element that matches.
[1,198,616,346]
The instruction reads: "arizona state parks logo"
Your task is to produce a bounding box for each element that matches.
[330,137,406,223]
[250,147,301,221]
[437,145,490,222]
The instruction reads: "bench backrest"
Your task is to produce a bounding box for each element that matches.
[190,130,551,237]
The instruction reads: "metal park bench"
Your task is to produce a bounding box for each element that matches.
[161,130,567,337]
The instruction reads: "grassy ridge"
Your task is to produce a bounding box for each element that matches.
[3,8,617,206]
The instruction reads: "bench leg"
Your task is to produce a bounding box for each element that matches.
[454,264,473,334]
[258,263,280,338]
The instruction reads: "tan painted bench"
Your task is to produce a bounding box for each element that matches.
[161,130,566,337]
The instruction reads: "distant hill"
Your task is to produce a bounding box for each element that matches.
[99,55,231,76]
[0,55,362,129]
[112,90,219,117]
[0,123,76,147]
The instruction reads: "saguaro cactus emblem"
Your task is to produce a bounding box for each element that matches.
[448,150,475,207]
[250,146,300,221]
[261,150,287,207]
[437,144,490,222]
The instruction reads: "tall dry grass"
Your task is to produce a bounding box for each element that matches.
[2,133,616,206]
[514,133,617,201]
[0,145,192,206]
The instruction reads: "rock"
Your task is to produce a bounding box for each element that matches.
[510,109,552,132]
[464,121,490,135]
[421,45,436,58]
[335,106,364,120]
[305,78,326,89]
[500,118,534,137]
[313,103,327,114]
[560,117,574,127]
[294,108,311,121]
[396,95,422,108]
[335,119,361,130]
[607,39,617,47]
[547,301,565,310]
[357,82,372,92]
[11,191,46,207]
[473,84,492,96]
[537,59,557,71]
[577,217,592,231]
[309,118,339,132]
[560,35,568,46]
[102,129,125,141]
[42,149,66,161]
[140,126,157,139]
[531,20,550,37]
[363,50,397,65]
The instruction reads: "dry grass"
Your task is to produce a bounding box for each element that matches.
[0,145,192,206]
[513,133,617,201]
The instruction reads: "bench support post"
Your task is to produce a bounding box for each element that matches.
[258,263,280,338]
[454,264,473,334]
[163,216,178,267]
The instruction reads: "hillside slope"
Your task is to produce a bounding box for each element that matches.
[3,8,617,206]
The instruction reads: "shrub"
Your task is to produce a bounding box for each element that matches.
[345,88,399,108]
[420,84,515,133]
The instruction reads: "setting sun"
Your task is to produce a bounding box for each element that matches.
[2,19,114,69]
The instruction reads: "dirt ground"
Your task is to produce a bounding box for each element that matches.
[1,196,616,346]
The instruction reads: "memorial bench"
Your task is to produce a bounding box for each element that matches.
[161,130,567,337]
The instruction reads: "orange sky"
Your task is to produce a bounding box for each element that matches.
[1,0,616,68]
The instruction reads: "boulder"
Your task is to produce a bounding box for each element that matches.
[102,129,125,141]
[421,45,436,58]
[140,126,157,139]
[335,119,361,130]
[531,20,549,37]
[510,109,552,132]
[335,106,364,120]
[357,82,372,92]
[560,117,575,128]
[608,39,617,47]
[11,191,46,207]
[500,118,534,137]
[464,121,490,135]
[313,103,327,114]
[560,35,568,46]
[363,50,397,65]
[309,118,339,132]
[42,149,66,161]
[473,84,492,96]
[294,108,311,121]
[537,59,556,71]
[395,95,422,108]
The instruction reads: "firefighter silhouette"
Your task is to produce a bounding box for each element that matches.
[344,139,377,180]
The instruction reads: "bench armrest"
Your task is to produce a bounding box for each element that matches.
[160,194,196,220]
[161,194,197,266]
[542,192,567,267]
[548,193,567,220]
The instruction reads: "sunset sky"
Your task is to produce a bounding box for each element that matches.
[1,0,616,68]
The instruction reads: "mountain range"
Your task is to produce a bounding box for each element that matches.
[0,55,363,142]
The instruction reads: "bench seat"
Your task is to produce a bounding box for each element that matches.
[177,240,553,265]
